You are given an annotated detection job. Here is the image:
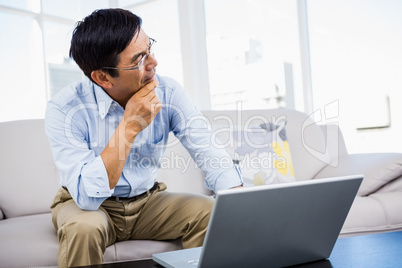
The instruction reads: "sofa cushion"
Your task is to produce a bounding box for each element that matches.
[0,119,61,218]
[216,121,295,187]
[341,193,402,236]
[0,213,59,268]
[375,175,402,193]
[135,109,331,194]
[0,213,183,267]
[314,153,402,196]
[157,133,213,196]
[202,109,330,180]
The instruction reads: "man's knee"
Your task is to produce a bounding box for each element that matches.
[58,214,108,243]
[179,195,214,248]
[179,195,214,232]
[56,207,114,249]
[190,195,214,217]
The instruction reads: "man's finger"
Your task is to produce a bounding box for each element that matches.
[138,79,159,98]
[149,95,159,103]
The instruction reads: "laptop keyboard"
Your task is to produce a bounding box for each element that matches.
[187,259,199,266]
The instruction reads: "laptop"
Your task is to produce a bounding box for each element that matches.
[153,175,362,268]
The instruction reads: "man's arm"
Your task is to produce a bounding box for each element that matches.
[166,79,243,192]
[101,80,162,189]
[45,80,161,210]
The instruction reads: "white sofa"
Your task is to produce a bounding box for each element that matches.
[1,109,402,267]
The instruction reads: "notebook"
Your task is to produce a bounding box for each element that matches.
[153,175,362,268]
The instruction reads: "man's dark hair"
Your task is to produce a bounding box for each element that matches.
[69,8,142,81]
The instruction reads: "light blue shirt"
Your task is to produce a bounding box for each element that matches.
[45,74,242,211]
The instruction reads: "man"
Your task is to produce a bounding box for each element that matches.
[45,8,242,268]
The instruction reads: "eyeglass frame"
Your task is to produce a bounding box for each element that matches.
[102,38,156,71]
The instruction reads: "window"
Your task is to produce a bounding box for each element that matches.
[43,21,83,97]
[204,0,303,111]
[0,0,183,122]
[41,0,110,97]
[0,0,40,12]
[0,12,46,122]
[0,0,110,122]
[308,0,402,153]
[1,0,401,156]
[128,0,183,85]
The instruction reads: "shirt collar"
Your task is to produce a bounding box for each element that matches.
[93,83,115,119]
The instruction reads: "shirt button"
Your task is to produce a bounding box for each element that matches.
[125,169,130,174]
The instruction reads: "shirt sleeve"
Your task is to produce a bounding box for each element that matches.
[45,100,113,211]
[167,80,243,192]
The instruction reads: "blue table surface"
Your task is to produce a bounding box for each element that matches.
[328,231,402,268]
[79,231,402,268]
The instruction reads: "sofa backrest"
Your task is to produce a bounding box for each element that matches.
[158,109,334,194]
[0,109,336,217]
[202,109,331,180]
[0,119,60,219]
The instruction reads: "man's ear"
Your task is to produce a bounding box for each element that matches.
[91,70,114,89]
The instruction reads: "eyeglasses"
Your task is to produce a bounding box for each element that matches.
[103,38,156,71]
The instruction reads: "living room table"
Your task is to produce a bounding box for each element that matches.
[79,231,402,268]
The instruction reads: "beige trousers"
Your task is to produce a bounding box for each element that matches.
[51,182,214,268]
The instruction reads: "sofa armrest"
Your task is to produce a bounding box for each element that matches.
[375,175,402,193]
[341,192,402,236]
[314,153,402,196]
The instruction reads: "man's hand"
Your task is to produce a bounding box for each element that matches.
[101,79,162,189]
[122,79,163,143]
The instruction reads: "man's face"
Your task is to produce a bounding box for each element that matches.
[107,29,158,105]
